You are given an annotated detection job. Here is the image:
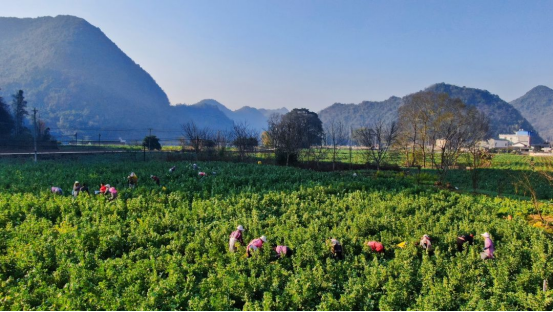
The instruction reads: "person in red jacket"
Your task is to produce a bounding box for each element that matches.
[247,235,267,257]
[365,241,385,253]
[150,175,160,186]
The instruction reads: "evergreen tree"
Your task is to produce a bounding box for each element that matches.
[11,90,28,136]
[0,89,15,140]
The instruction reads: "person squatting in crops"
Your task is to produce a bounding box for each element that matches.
[330,238,343,260]
[128,172,138,188]
[420,234,434,253]
[150,175,160,186]
[95,183,107,195]
[72,181,81,197]
[229,225,245,252]
[51,186,63,195]
[247,235,267,257]
[105,184,118,201]
[169,166,176,173]
[365,241,385,253]
[79,183,89,195]
[274,245,293,258]
[456,234,474,252]
[480,232,495,260]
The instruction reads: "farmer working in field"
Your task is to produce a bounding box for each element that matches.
[128,172,138,188]
[456,234,474,252]
[274,245,293,258]
[420,234,433,252]
[480,232,495,260]
[169,166,176,173]
[365,241,385,253]
[247,235,267,257]
[51,186,63,195]
[80,183,90,195]
[106,184,118,201]
[72,181,81,197]
[150,175,160,186]
[229,225,245,252]
[330,238,344,260]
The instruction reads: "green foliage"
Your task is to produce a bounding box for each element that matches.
[143,135,162,151]
[0,158,552,310]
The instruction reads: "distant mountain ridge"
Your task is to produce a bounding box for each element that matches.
[510,85,553,141]
[189,99,288,132]
[319,83,543,142]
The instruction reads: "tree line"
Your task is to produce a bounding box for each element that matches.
[0,89,56,149]
[175,91,490,177]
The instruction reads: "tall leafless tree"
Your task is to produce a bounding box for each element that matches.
[231,122,259,161]
[325,120,347,171]
[356,120,399,171]
[182,121,212,159]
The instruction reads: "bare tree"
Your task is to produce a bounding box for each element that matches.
[182,121,212,159]
[325,120,347,171]
[231,122,259,161]
[214,129,230,157]
[464,109,491,191]
[356,120,399,171]
[266,113,305,166]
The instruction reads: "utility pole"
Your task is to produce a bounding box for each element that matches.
[98,133,101,146]
[75,132,78,146]
[148,128,152,151]
[32,108,38,162]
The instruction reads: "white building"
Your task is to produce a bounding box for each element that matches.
[499,129,532,147]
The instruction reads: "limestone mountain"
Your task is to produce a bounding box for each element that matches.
[0,15,234,140]
[510,85,553,141]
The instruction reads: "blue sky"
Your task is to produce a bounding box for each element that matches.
[2,0,553,111]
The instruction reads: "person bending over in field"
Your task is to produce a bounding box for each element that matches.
[192,163,198,170]
[419,234,434,253]
[330,238,344,260]
[128,172,138,188]
[95,183,107,195]
[79,183,89,195]
[365,241,385,253]
[150,175,160,186]
[51,186,63,195]
[72,181,81,197]
[456,234,474,252]
[105,184,118,201]
[247,235,267,257]
[169,166,176,173]
[274,245,293,258]
[229,225,245,252]
[480,232,495,260]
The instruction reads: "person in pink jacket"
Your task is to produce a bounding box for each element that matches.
[480,232,495,260]
[106,184,118,201]
[229,225,245,252]
[274,245,293,258]
[247,235,267,257]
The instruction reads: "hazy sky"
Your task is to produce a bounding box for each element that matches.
[2,0,553,111]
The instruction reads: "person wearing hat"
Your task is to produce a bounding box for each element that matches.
[127,172,138,188]
[151,175,160,186]
[229,225,245,252]
[330,238,344,260]
[169,166,176,173]
[72,181,81,197]
[51,186,63,195]
[105,184,118,201]
[419,234,433,252]
[365,241,385,253]
[480,232,495,260]
[247,235,267,257]
[456,234,474,252]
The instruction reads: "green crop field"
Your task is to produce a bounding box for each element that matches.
[0,155,552,310]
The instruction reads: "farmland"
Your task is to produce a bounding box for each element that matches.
[0,155,552,310]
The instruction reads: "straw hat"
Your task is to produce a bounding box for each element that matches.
[260,235,267,242]
[237,225,244,231]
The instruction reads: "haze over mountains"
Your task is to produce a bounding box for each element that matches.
[0,15,551,143]
[0,15,284,140]
[320,84,546,143]
[510,85,553,142]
